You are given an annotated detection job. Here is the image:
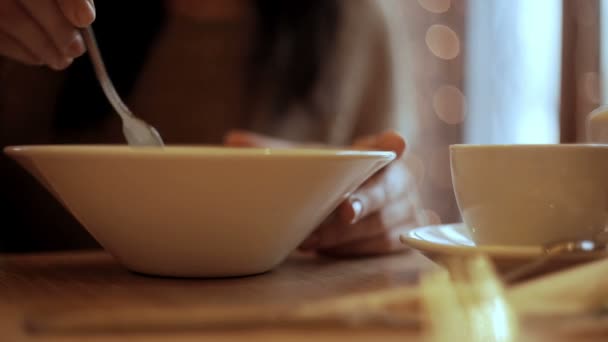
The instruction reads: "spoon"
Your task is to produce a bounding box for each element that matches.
[80,27,164,147]
[503,239,607,283]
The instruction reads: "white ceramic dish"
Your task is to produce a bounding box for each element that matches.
[5,145,395,277]
[400,223,607,275]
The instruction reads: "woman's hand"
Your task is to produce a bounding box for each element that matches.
[0,0,95,69]
[224,130,418,257]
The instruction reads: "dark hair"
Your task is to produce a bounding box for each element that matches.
[250,0,340,116]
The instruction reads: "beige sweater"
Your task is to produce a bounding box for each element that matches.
[127,0,414,146]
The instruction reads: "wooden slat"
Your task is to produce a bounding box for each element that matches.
[559,0,578,143]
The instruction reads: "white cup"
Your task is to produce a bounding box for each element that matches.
[450,144,608,246]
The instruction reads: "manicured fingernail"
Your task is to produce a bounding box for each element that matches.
[81,0,96,24]
[350,198,363,224]
[67,33,85,57]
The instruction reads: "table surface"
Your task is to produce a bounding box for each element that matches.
[0,250,436,341]
[1,250,606,342]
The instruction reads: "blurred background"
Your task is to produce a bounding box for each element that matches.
[400,0,601,228]
[402,0,600,226]
[0,0,603,251]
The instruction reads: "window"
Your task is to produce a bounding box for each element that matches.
[465,0,562,144]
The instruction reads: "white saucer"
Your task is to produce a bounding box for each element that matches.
[400,223,607,274]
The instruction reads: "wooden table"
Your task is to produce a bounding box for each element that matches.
[0,250,434,341]
[3,250,607,341]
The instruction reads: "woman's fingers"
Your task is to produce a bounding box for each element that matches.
[338,160,411,224]
[19,0,85,59]
[302,196,414,250]
[223,130,296,148]
[0,0,94,69]
[223,130,325,149]
[0,31,41,65]
[56,0,95,28]
[337,131,407,224]
[0,1,66,68]
[353,130,406,159]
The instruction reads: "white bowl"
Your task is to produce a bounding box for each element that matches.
[5,145,395,277]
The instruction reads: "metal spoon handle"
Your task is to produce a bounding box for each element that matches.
[80,27,164,147]
[503,254,554,283]
[80,27,133,120]
[503,240,602,283]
